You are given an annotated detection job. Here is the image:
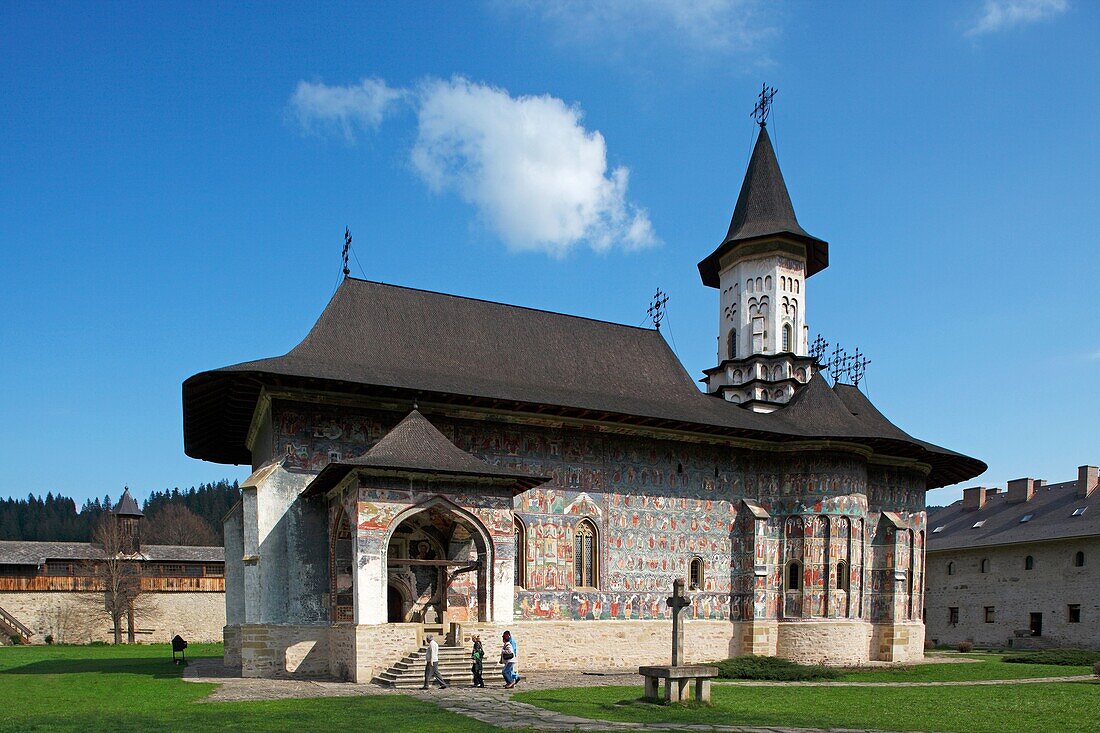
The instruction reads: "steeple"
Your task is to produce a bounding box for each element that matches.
[699,90,828,412]
[698,124,828,288]
[112,487,143,554]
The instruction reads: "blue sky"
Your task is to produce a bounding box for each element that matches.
[1,1,1096,508]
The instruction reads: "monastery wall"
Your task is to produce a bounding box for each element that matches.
[0,590,224,644]
[925,537,1100,650]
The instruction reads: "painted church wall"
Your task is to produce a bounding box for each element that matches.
[268,399,928,626]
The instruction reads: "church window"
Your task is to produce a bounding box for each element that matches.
[1024,555,1034,570]
[947,561,955,575]
[752,317,765,353]
[1074,551,1085,567]
[836,561,850,592]
[689,557,704,590]
[574,519,598,588]
[984,606,995,623]
[980,558,990,573]
[514,517,527,588]
[949,607,959,625]
[1068,604,1081,623]
[782,324,792,352]
[786,561,802,591]
[727,329,737,359]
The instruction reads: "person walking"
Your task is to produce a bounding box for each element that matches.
[421,634,448,690]
[500,630,518,689]
[470,635,485,688]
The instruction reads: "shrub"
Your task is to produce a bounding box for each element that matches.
[957,641,974,653]
[714,655,842,681]
[9,635,24,646]
[1002,649,1100,667]
[44,634,54,645]
[88,640,108,646]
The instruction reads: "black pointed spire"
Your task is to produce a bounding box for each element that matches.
[698,122,828,288]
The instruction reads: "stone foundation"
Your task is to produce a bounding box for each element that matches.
[774,620,873,665]
[224,619,923,680]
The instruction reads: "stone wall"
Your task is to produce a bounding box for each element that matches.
[0,591,224,644]
[925,537,1100,650]
[774,620,874,665]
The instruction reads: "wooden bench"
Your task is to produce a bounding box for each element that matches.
[638,664,719,703]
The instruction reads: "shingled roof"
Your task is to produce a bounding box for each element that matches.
[928,481,1100,552]
[0,541,224,566]
[303,410,549,495]
[112,488,144,517]
[183,278,984,488]
[698,125,828,288]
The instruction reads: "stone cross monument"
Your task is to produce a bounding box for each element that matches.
[638,578,719,703]
[667,577,691,666]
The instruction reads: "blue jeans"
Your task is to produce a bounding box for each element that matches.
[502,661,517,684]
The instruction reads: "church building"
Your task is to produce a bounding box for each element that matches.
[184,112,984,681]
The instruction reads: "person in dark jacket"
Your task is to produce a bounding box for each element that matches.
[470,635,485,688]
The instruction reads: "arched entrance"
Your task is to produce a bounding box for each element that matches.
[330,510,354,622]
[384,500,491,628]
[387,584,406,623]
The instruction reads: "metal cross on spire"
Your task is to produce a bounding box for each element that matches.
[851,348,872,387]
[648,288,669,331]
[751,83,778,127]
[341,227,352,277]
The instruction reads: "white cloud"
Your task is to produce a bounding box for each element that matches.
[966,0,1067,36]
[289,78,404,139]
[409,78,656,256]
[517,0,777,58]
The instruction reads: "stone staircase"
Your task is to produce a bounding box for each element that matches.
[373,645,481,688]
[0,605,32,645]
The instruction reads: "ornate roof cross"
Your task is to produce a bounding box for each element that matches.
[341,227,352,277]
[751,83,778,127]
[647,288,669,331]
[667,578,690,666]
[851,348,872,387]
[809,335,829,362]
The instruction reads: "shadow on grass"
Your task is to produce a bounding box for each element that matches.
[1,656,185,679]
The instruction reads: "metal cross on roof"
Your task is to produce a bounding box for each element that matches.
[647,288,669,331]
[809,335,829,362]
[851,348,872,387]
[751,83,778,127]
[341,227,352,277]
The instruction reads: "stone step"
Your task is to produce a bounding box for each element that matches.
[373,643,509,687]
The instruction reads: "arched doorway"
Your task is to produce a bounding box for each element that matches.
[384,501,491,627]
[330,510,354,622]
[387,584,406,623]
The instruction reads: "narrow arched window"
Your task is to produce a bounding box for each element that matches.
[574,519,598,588]
[947,561,955,576]
[836,560,850,592]
[980,558,990,573]
[786,560,802,591]
[1024,555,1034,571]
[689,557,704,590]
[782,324,793,352]
[765,275,772,290]
[514,516,527,588]
[1074,551,1085,567]
[727,329,737,360]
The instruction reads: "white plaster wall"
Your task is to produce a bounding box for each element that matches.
[717,253,807,362]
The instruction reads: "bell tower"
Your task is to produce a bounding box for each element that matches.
[698,86,829,412]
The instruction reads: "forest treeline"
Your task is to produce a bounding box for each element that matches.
[0,480,240,546]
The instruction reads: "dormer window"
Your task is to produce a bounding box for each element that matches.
[972,520,986,528]
[1071,507,1087,517]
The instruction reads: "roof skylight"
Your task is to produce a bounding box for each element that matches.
[1071,507,1087,517]
[972,520,986,528]
[1020,514,1033,523]
[932,526,945,533]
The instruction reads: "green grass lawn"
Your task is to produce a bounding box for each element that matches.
[835,653,1094,682]
[0,644,503,733]
[516,682,1100,733]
